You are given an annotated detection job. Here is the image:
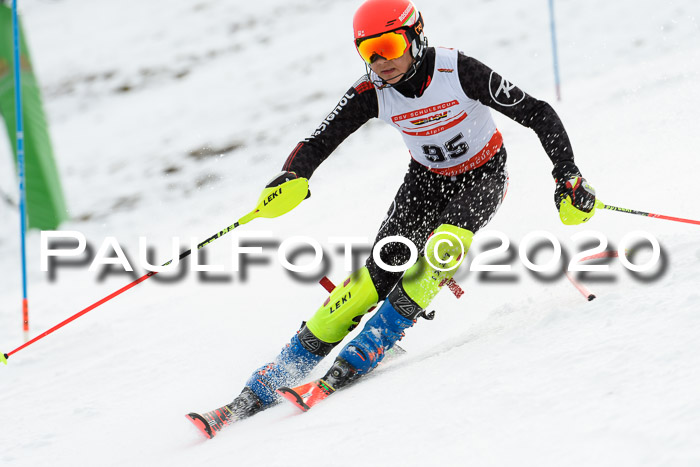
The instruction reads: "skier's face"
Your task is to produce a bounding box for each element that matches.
[369,48,414,84]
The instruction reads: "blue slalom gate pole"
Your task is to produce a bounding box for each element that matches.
[12,0,30,337]
[548,0,562,101]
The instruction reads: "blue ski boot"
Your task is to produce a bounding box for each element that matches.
[330,284,425,388]
[244,325,334,407]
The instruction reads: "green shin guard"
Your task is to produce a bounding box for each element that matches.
[402,224,474,309]
[306,267,380,344]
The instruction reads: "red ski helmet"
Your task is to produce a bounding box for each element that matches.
[353,0,427,65]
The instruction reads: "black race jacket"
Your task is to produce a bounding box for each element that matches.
[283,47,576,181]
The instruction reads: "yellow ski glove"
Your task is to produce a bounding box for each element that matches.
[555,176,596,225]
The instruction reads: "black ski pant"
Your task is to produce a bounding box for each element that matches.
[365,146,509,299]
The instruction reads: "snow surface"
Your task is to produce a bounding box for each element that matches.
[1,0,700,466]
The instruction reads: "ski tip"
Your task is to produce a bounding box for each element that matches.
[1,353,8,365]
[277,387,310,412]
[186,413,215,439]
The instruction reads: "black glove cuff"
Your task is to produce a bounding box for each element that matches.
[551,160,582,182]
[265,171,298,188]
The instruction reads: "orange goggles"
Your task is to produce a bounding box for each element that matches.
[355,30,411,64]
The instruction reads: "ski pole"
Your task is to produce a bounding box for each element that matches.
[1,177,310,364]
[565,271,595,301]
[596,200,700,226]
[565,249,620,301]
[2,219,243,364]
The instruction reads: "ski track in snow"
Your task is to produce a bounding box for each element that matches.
[1,0,699,466]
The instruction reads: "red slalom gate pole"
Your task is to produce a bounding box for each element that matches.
[597,200,700,226]
[23,298,29,334]
[1,218,245,365]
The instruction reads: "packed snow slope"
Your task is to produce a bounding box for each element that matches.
[1,0,699,466]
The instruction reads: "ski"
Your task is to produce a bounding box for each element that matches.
[189,345,407,435]
[186,405,241,439]
[186,387,263,439]
[277,378,336,412]
[277,344,407,412]
[189,377,335,438]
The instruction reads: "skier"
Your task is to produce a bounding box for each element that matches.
[188,0,596,437]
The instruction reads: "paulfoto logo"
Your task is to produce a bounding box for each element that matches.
[39,229,665,285]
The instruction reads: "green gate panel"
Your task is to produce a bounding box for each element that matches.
[0,4,68,230]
